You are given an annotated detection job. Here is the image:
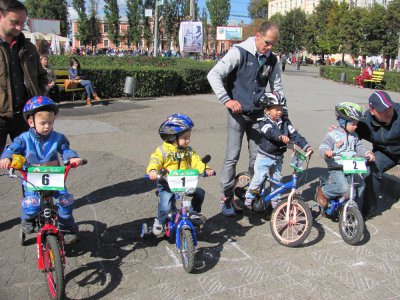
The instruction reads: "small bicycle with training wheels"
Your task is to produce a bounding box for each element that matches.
[316,155,366,245]
[232,147,313,247]
[141,155,214,273]
[2,154,87,300]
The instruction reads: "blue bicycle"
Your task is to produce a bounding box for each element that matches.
[232,148,313,247]
[141,156,214,273]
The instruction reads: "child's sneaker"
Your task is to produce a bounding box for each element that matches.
[244,198,253,210]
[21,219,36,234]
[152,218,164,236]
[190,212,206,226]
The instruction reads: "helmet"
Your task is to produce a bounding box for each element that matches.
[158,114,194,142]
[260,92,286,108]
[335,102,363,122]
[23,96,59,120]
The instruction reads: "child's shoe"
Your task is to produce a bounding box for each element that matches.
[21,219,36,234]
[244,198,253,210]
[189,212,206,226]
[152,218,164,236]
[62,225,80,244]
[315,186,328,208]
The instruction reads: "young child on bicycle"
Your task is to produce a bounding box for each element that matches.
[0,96,84,244]
[316,102,375,208]
[245,92,313,209]
[146,114,214,236]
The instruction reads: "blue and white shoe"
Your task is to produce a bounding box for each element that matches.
[221,203,236,216]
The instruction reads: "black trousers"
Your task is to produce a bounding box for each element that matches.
[0,113,29,154]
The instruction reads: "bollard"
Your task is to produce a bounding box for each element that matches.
[124,76,136,98]
[340,72,346,82]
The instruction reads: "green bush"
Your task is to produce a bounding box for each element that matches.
[49,55,214,98]
[320,66,400,92]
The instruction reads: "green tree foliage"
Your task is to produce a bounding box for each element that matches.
[248,0,269,20]
[385,0,400,60]
[161,0,180,49]
[72,0,90,46]
[126,0,142,48]
[142,0,153,53]
[104,0,120,46]
[87,0,102,50]
[206,0,230,51]
[360,3,387,56]
[202,8,209,53]
[25,0,69,36]
[278,8,306,53]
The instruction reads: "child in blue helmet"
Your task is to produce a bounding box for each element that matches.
[146,114,215,236]
[0,96,84,244]
[316,102,375,208]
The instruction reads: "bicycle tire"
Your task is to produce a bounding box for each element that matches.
[339,205,364,245]
[43,235,65,300]
[270,196,313,247]
[180,229,195,273]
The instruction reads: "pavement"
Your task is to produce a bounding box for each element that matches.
[1,65,400,300]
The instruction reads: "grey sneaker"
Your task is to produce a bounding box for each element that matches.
[21,219,35,234]
[221,196,236,216]
[63,233,79,244]
[152,218,164,236]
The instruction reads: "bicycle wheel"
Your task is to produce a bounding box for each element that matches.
[270,196,313,247]
[180,229,195,273]
[43,235,65,299]
[339,205,364,245]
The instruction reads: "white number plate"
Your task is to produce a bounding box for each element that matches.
[167,169,199,192]
[26,166,65,191]
[342,156,367,174]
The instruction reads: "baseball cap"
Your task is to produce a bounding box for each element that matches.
[369,91,393,112]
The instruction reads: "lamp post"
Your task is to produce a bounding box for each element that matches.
[153,1,159,57]
[190,0,195,19]
[397,32,400,72]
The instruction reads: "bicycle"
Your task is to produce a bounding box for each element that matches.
[141,155,214,273]
[316,155,366,245]
[2,154,87,300]
[232,147,314,247]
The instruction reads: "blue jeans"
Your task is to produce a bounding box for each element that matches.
[363,151,400,215]
[245,153,283,206]
[156,184,205,224]
[79,80,95,98]
[220,111,262,199]
[322,170,365,205]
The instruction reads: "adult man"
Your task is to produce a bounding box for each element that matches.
[356,91,400,219]
[0,0,47,153]
[207,21,285,216]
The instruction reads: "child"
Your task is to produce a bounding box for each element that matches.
[146,114,214,236]
[316,102,375,208]
[245,92,313,209]
[0,96,84,244]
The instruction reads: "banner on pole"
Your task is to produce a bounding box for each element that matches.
[179,21,203,53]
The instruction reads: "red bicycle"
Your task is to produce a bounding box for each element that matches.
[3,155,86,300]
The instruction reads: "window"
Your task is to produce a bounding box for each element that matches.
[104,39,109,47]
[104,24,109,33]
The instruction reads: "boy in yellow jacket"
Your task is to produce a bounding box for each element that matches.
[147,114,214,235]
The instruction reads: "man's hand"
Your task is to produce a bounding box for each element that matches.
[225,100,242,114]
[0,158,11,170]
[365,151,375,162]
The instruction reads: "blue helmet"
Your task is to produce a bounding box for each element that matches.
[159,114,194,142]
[23,96,59,120]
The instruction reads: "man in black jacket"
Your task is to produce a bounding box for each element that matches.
[356,91,400,219]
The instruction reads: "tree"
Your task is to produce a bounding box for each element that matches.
[161,0,180,50]
[25,0,69,37]
[206,0,230,51]
[384,0,400,67]
[248,0,268,20]
[360,4,387,57]
[339,5,363,61]
[72,0,90,47]
[142,0,153,53]
[87,0,102,51]
[278,8,307,54]
[126,0,142,49]
[104,0,120,46]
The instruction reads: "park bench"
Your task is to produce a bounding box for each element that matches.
[363,69,385,89]
[54,70,85,102]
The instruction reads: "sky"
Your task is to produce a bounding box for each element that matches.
[67,0,251,24]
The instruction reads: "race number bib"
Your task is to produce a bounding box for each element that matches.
[26,166,65,191]
[342,156,367,174]
[167,169,199,192]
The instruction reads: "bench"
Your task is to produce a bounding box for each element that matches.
[54,70,85,102]
[363,69,385,89]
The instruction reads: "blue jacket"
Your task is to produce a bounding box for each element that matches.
[258,115,310,157]
[1,128,78,166]
[357,103,400,157]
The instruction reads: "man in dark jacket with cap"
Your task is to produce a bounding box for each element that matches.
[356,91,400,219]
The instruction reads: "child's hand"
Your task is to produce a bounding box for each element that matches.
[70,158,84,165]
[324,150,334,158]
[365,151,375,162]
[0,158,11,170]
[205,169,215,177]
[148,170,158,181]
[279,135,290,144]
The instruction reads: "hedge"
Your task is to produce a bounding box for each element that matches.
[49,55,215,98]
[320,66,400,92]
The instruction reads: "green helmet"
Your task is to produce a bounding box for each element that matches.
[335,102,363,122]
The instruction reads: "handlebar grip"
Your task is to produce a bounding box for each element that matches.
[203,171,217,177]
[81,159,88,165]
[144,174,150,179]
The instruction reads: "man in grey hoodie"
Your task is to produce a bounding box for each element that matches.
[207,21,285,216]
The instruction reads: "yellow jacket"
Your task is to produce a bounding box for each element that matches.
[146,142,210,174]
